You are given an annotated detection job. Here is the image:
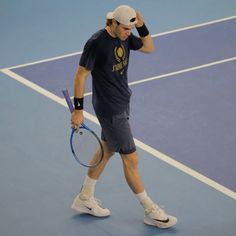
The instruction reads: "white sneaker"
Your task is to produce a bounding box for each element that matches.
[71,195,110,217]
[144,204,177,228]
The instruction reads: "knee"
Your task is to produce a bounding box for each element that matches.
[102,141,115,160]
[122,152,139,170]
[104,150,115,160]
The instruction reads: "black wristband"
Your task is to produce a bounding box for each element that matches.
[74,97,84,110]
[136,23,149,37]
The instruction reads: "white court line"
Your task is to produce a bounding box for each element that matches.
[129,56,236,86]
[80,56,236,97]
[0,68,97,123]
[1,67,236,200]
[135,139,236,201]
[152,15,236,37]
[4,51,83,71]
[1,15,235,71]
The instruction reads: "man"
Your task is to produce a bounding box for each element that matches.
[70,5,177,228]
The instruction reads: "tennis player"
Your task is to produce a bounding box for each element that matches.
[70,5,177,228]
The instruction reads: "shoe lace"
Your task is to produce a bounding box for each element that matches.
[145,204,168,219]
[90,197,103,207]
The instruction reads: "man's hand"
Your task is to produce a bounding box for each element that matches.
[135,11,144,28]
[135,11,155,53]
[71,110,84,130]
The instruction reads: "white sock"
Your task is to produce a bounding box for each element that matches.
[79,175,97,200]
[136,190,155,211]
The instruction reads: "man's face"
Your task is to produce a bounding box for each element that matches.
[114,22,134,41]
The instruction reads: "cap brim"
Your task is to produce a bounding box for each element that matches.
[106,12,114,19]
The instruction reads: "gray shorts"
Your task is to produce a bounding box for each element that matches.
[96,109,136,155]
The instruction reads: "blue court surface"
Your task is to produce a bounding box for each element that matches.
[1,1,236,236]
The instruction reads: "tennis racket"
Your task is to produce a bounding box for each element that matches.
[62,89,104,168]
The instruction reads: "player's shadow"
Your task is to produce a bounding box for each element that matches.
[142,223,179,235]
[71,212,110,222]
[71,213,179,235]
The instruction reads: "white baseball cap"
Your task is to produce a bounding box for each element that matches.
[106,5,137,26]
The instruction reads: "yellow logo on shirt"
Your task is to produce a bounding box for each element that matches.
[112,45,127,74]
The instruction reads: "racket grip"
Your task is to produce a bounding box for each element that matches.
[62,89,74,113]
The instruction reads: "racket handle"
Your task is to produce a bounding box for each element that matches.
[62,89,74,113]
[62,89,88,130]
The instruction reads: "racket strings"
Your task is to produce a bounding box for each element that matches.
[71,127,103,167]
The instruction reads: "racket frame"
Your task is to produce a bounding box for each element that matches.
[62,89,104,168]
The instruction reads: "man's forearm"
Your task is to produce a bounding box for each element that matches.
[74,66,90,98]
[140,34,155,53]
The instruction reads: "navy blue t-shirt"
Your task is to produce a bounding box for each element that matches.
[79,29,143,117]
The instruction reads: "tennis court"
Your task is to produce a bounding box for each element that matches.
[0,1,236,235]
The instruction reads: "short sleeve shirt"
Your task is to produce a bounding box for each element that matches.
[79,29,143,117]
